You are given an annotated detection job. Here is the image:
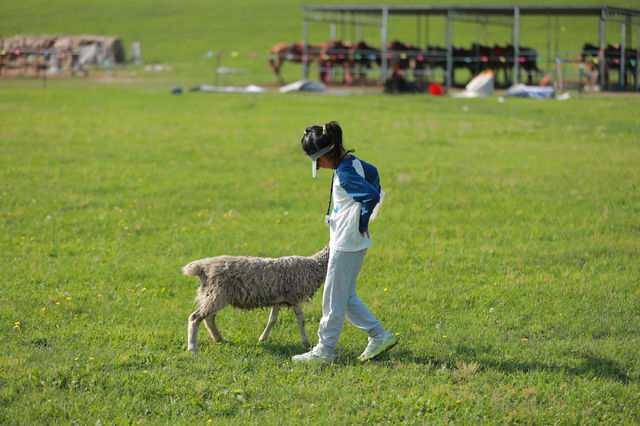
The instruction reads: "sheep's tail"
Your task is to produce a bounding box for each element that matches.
[182,260,204,278]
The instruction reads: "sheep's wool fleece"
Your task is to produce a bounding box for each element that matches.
[185,247,330,309]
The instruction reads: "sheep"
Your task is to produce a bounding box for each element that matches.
[182,245,330,353]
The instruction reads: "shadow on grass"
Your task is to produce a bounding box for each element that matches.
[258,341,400,366]
[212,337,631,381]
[257,341,310,360]
[391,343,631,384]
[480,352,630,384]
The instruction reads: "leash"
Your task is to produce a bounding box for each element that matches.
[325,173,334,226]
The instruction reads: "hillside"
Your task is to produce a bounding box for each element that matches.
[1,0,638,84]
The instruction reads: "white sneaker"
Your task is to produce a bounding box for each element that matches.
[358,330,398,361]
[292,346,335,364]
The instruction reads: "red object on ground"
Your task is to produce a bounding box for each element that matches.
[429,83,445,96]
[539,74,551,86]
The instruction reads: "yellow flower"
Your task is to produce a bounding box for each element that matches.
[143,370,148,374]
[41,307,46,312]
[141,288,147,292]
[383,287,388,292]
[442,335,447,338]
[89,357,94,360]
[74,357,79,361]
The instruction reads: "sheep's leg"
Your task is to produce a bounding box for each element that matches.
[259,306,280,342]
[203,313,223,343]
[293,305,311,348]
[188,310,203,353]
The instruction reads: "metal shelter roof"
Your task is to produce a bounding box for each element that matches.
[302,5,640,21]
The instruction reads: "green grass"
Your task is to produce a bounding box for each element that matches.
[1,86,639,423]
[1,0,640,423]
[2,0,640,86]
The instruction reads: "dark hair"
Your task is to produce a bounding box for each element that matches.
[301,121,352,162]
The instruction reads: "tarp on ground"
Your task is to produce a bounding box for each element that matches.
[505,83,556,99]
[279,79,326,93]
[190,84,268,93]
[452,70,494,98]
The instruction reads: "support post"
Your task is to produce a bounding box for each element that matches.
[547,15,552,74]
[636,26,640,91]
[446,11,453,90]
[620,22,626,88]
[513,7,521,85]
[484,16,489,45]
[330,23,337,41]
[351,13,356,42]
[426,15,431,47]
[599,13,606,89]
[555,15,560,62]
[380,6,389,82]
[303,19,309,80]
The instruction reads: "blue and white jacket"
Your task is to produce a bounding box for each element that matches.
[329,155,383,252]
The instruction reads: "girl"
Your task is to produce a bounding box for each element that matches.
[292,121,397,364]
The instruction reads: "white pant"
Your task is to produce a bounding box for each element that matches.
[316,248,384,353]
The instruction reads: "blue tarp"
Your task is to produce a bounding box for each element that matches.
[505,84,556,99]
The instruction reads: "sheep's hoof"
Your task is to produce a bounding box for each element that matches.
[188,346,198,354]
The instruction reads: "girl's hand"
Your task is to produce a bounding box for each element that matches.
[361,229,370,238]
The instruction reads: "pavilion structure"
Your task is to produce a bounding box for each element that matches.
[301,5,640,90]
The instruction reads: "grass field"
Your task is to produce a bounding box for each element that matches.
[2,0,640,423]
[2,86,639,423]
